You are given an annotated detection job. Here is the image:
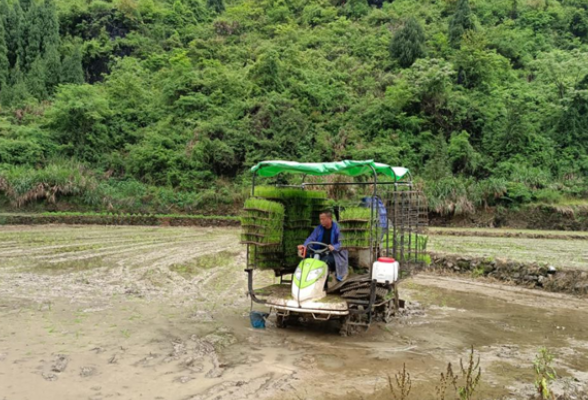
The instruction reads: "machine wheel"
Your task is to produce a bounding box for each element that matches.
[339,316,350,337]
[382,299,395,323]
[339,314,368,336]
[276,314,289,329]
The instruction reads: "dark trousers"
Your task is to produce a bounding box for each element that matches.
[322,253,336,273]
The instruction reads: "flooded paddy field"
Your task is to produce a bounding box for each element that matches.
[0,225,587,400]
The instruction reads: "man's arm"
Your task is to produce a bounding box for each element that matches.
[303,226,321,247]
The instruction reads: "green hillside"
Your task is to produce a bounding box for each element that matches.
[0,0,587,215]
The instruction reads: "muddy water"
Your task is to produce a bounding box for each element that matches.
[1,226,587,400]
[1,276,587,400]
[243,275,588,400]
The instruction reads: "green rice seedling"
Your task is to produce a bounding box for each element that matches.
[243,197,285,214]
[338,207,378,248]
[247,243,284,270]
[278,188,306,199]
[282,226,313,269]
[240,198,285,245]
[254,187,326,201]
[305,190,328,199]
[340,207,374,222]
[253,186,283,199]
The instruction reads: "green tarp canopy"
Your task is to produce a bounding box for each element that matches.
[251,160,410,181]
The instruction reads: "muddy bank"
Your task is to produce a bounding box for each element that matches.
[430,204,588,231]
[428,252,588,296]
[0,213,239,227]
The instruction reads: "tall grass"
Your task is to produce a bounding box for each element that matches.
[426,177,508,216]
[0,161,99,208]
[0,162,247,215]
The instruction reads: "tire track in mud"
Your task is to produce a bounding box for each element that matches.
[24,234,219,263]
[0,232,211,258]
[0,226,301,400]
[184,373,294,400]
[0,228,245,305]
[0,237,170,258]
[0,230,214,260]
[0,225,209,243]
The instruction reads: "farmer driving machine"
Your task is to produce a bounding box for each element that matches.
[242,160,427,334]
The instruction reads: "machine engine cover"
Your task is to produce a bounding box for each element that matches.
[293,258,328,304]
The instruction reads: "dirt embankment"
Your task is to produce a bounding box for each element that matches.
[430,204,588,231]
[428,252,588,296]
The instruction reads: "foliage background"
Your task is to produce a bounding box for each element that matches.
[1,0,587,215]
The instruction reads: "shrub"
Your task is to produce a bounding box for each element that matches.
[534,188,563,204]
[505,182,533,204]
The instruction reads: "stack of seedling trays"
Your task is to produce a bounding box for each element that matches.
[310,192,332,226]
[241,198,285,270]
[251,187,328,272]
[279,189,314,271]
[339,207,378,250]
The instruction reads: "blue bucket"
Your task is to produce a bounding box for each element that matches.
[250,311,269,329]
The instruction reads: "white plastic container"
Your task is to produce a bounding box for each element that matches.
[372,257,399,284]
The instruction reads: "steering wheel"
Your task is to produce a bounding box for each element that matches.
[304,241,331,258]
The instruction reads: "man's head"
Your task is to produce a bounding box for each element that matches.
[319,211,333,229]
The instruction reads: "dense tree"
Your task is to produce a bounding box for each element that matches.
[249,49,284,93]
[26,56,48,100]
[570,10,588,39]
[46,84,112,162]
[0,0,586,214]
[61,46,84,84]
[4,1,24,70]
[341,0,370,19]
[41,0,59,50]
[44,44,60,91]
[448,131,481,174]
[0,19,8,90]
[449,0,475,48]
[510,0,519,20]
[4,67,31,107]
[206,0,224,14]
[24,1,43,69]
[390,17,426,68]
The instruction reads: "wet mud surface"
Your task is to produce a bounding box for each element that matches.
[0,226,587,400]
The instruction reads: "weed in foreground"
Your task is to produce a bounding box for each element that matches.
[435,363,457,400]
[388,363,412,400]
[386,346,481,400]
[534,347,557,400]
[457,346,482,400]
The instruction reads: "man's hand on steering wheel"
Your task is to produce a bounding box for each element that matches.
[302,242,333,256]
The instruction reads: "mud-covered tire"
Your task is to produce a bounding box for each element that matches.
[276,315,288,329]
[339,316,349,337]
